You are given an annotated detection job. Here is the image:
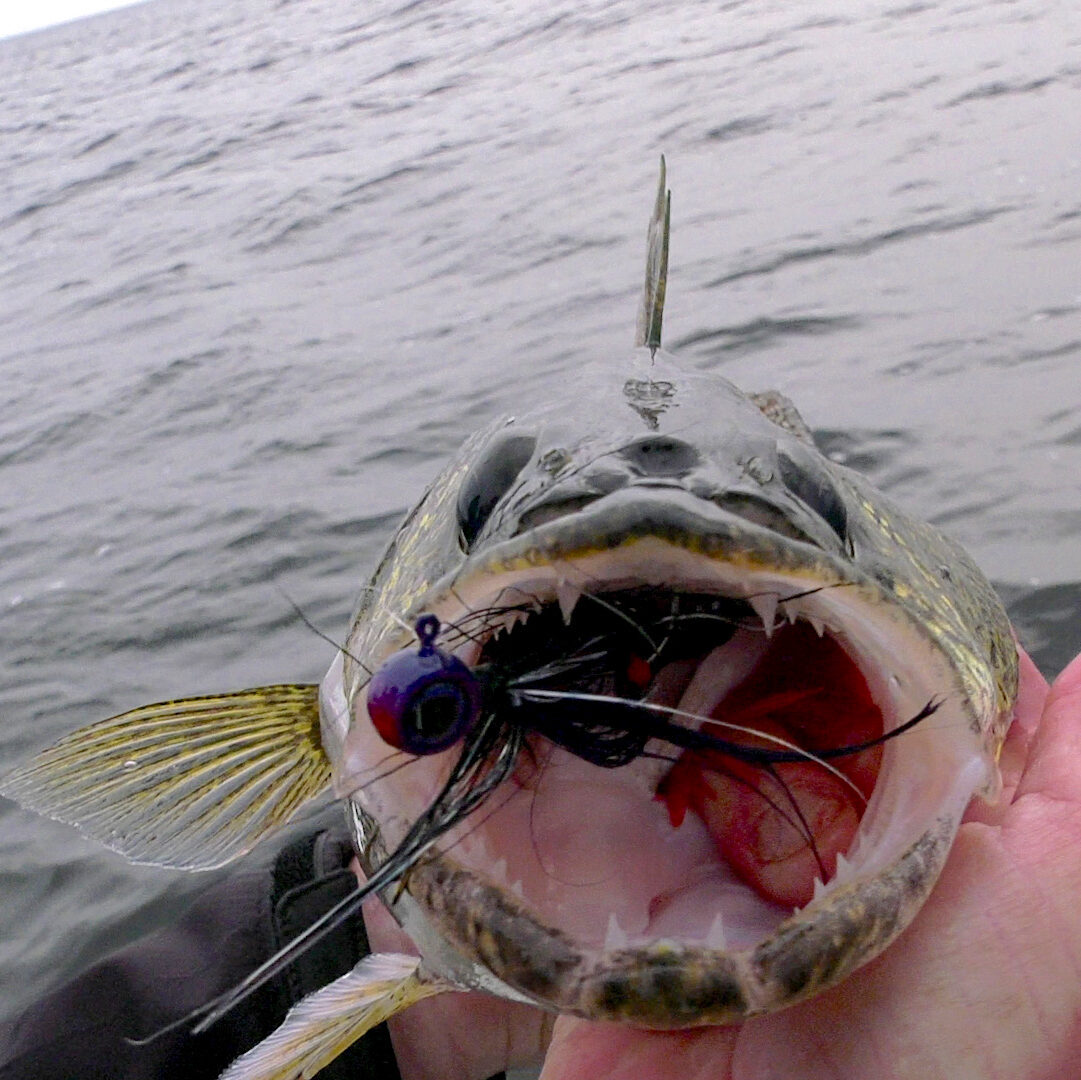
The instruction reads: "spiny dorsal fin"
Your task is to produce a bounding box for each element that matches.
[635,155,671,355]
[218,954,456,1080]
[0,685,330,870]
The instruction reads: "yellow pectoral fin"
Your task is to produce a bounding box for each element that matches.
[218,953,458,1080]
[0,685,331,870]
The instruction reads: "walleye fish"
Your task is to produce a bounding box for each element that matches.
[1,160,1018,1079]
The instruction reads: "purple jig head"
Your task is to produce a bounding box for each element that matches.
[367,614,481,755]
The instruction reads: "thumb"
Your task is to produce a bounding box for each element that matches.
[539,1015,737,1080]
[1013,650,1081,805]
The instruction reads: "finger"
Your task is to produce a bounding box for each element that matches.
[1003,646,1050,772]
[539,1016,738,1080]
[964,647,1048,825]
[352,857,420,957]
[1013,649,1081,805]
[354,858,552,1080]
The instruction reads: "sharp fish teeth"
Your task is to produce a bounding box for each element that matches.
[812,875,828,901]
[784,602,798,625]
[808,613,826,637]
[463,832,491,865]
[556,579,582,624]
[748,592,778,636]
[705,912,727,950]
[833,851,854,883]
[604,912,629,951]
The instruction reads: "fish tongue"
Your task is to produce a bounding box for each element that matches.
[662,637,862,908]
[539,1015,738,1080]
[686,752,860,908]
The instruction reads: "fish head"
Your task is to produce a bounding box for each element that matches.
[320,350,1018,1025]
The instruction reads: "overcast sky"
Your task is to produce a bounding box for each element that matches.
[0,0,146,41]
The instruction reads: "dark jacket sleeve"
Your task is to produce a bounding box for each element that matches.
[0,819,400,1080]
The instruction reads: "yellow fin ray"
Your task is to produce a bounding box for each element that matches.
[0,685,330,870]
[219,953,456,1080]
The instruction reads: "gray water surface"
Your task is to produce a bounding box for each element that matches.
[1,0,1079,1022]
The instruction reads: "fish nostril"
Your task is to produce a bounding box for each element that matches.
[620,436,699,477]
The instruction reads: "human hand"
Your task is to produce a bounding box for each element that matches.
[366,647,1081,1080]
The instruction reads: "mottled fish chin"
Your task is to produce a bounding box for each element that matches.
[325,531,995,1022]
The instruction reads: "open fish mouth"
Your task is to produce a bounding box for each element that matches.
[338,492,994,1023]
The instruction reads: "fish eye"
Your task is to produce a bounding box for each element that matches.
[456,432,537,551]
[367,641,481,755]
[777,450,849,543]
